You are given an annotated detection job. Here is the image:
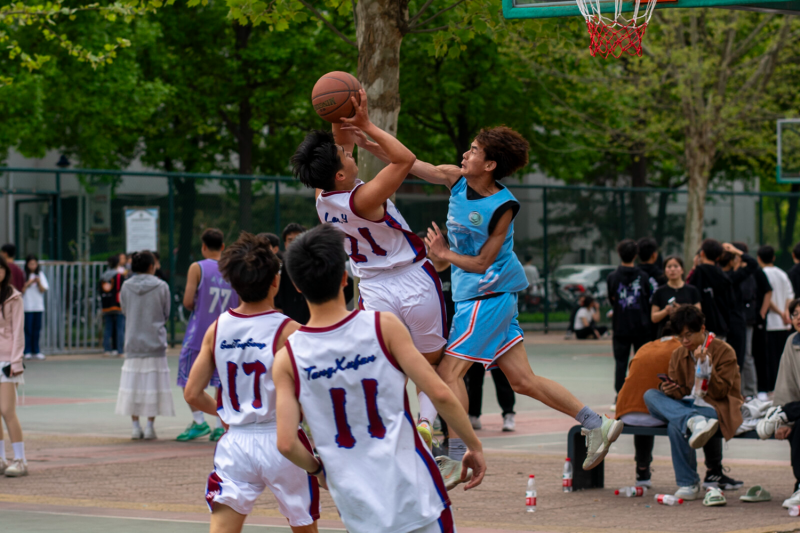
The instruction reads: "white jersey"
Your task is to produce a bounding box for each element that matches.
[316,180,427,280]
[286,311,449,533]
[214,309,292,426]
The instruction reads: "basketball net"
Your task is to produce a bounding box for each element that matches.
[575,0,658,58]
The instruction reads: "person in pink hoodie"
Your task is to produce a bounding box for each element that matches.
[0,254,26,477]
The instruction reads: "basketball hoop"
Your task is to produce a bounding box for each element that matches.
[575,0,659,58]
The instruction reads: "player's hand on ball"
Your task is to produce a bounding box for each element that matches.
[340,88,370,129]
[461,450,486,490]
[425,222,448,259]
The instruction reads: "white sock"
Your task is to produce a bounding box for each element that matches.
[146,419,154,429]
[192,411,205,425]
[0,440,5,460]
[132,419,141,430]
[215,417,224,429]
[12,441,25,462]
[418,392,437,426]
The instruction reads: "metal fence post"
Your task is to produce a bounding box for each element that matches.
[49,194,55,260]
[274,180,281,236]
[543,187,549,334]
[758,194,764,246]
[168,176,176,348]
[619,190,626,241]
[56,172,62,260]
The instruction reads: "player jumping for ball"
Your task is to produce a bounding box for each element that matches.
[273,224,486,533]
[351,125,623,470]
[291,90,448,464]
[185,232,320,533]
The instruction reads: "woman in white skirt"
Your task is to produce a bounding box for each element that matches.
[116,251,175,439]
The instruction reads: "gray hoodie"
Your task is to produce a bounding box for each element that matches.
[119,274,170,358]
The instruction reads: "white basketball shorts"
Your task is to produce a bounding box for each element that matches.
[205,423,320,526]
[357,261,448,355]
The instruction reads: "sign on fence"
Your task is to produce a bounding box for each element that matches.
[125,207,159,254]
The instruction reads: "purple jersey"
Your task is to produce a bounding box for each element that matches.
[182,259,239,351]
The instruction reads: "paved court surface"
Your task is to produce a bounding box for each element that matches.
[2,335,799,532]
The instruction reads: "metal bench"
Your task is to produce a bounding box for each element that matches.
[567,424,764,490]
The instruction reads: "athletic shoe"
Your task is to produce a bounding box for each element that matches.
[132,426,144,440]
[176,421,211,441]
[502,413,516,432]
[143,426,157,440]
[757,406,787,439]
[34,353,46,360]
[703,468,743,490]
[609,404,616,412]
[0,458,7,475]
[469,416,482,430]
[564,331,574,340]
[582,415,624,470]
[23,354,32,360]
[417,423,433,450]
[435,456,473,491]
[635,465,652,488]
[783,489,800,508]
[4,459,28,477]
[209,428,225,442]
[103,351,113,357]
[687,416,719,449]
[674,483,702,501]
[757,392,769,402]
[703,486,727,506]
[111,350,119,356]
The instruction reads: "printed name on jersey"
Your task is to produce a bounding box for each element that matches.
[323,212,349,224]
[303,353,377,381]
[219,338,268,350]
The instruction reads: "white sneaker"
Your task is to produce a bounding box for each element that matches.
[757,406,788,439]
[34,353,46,360]
[469,415,482,430]
[0,458,7,475]
[143,426,157,440]
[757,392,769,402]
[783,489,800,508]
[132,426,144,440]
[582,415,624,470]
[23,354,32,360]
[4,459,28,477]
[435,456,473,491]
[502,413,516,432]
[111,350,119,356]
[674,483,702,501]
[687,416,719,449]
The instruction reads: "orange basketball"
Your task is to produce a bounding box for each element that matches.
[312,71,362,123]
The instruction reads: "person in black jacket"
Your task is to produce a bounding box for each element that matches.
[687,239,733,340]
[789,242,800,299]
[718,242,759,370]
[607,239,652,399]
[274,223,310,324]
[637,237,666,340]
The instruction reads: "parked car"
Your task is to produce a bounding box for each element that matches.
[550,264,616,310]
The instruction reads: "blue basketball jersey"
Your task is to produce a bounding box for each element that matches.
[446,177,528,302]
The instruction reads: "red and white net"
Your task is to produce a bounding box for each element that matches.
[576,0,658,58]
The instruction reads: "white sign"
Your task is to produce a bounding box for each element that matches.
[125,207,159,254]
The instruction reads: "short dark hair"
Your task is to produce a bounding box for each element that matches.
[282,223,307,244]
[670,304,705,335]
[107,254,120,269]
[285,224,347,304]
[257,233,280,249]
[1,243,16,258]
[758,244,775,264]
[701,239,724,262]
[661,321,675,337]
[617,239,638,263]
[474,126,529,180]
[789,298,800,317]
[637,238,658,262]
[152,251,160,260]
[202,228,224,251]
[793,243,800,260]
[131,251,155,273]
[733,241,749,254]
[524,255,533,263]
[219,232,281,303]
[291,130,343,192]
[582,294,595,308]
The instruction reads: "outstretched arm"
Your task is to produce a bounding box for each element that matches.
[425,210,513,275]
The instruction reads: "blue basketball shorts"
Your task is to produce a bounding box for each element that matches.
[444,293,524,369]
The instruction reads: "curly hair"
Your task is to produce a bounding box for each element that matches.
[475,126,529,180]
[291,130,344,192]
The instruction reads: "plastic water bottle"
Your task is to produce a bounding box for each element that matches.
[789,506,800,517]
[526,475,537,512]
[562,458,573,493]
[692,333,714,399]
[615,486,647,497]
[654,494,683,506]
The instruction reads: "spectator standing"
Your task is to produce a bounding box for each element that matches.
[521,255,540,311]
[788,243,800,298]
[651,256,701,338]
[638,238,667,341]
[22,255,48,361]
[574,295,608,339]
[718,243,759,372]
[257,233,281,255]
[643,305,744,501]
[0,255,28,476]
[118,253,131,278]
[0,244,25,292]
[100,255,126,357]
[687,239,733,339]
[607,239,652,401]
[736,242,773,398]
[151,251,167,282]
[116,251,175,440]
[758,245,795,394]
[274,223,310,324]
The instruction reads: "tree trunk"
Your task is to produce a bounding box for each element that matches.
[630,151,649,239]
[174,177,197,276]
[235,21,254,232]
[682,143,714,262]
[355,0,406,181]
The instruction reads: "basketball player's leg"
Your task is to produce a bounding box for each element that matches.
[210,504,247,533]
[264,430,321,531]
[177,346,212,441]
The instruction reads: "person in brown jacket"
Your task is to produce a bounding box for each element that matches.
[643,305,744,501]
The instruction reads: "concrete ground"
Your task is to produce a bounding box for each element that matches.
[1,335,798,532]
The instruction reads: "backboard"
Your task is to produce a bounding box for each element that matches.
[503,0,800,19]
[778,119,800,184]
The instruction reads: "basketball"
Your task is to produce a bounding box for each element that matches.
[311,71,361,123]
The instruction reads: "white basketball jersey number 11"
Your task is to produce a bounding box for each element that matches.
[209,287,232,313]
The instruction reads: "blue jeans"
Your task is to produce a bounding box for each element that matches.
[644,389,719,487]
[24,311,43,354]
[103,313,126,353]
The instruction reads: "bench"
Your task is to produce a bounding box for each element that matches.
[567,424,764,490]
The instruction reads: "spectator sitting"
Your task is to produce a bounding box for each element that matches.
[0,244,25,292]
[565,295,585,340]
[616,321,739,491]
[651,256,701,339]
[643,304,744,501]
[574,295,607,339]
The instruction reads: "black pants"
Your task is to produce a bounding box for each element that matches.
[634,434,723,471]
[783,401,800,489]
[766,329,791,392]
[612,335,649,393]
[464,364,516,417]
[727,319,747,369]
[753,324,769,393]
[576,325,608,339]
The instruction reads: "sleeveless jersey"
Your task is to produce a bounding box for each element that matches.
[446,177,528,301]
[316,180,426,280]
[214,309,292,426]
[183,259,240,352]
[286,311,449,533]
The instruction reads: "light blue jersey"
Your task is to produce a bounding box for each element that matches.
[446,177,528,302]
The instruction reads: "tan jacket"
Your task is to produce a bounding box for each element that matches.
[659,337,743,440]
[0,289,25,374]
[616,336,681,420]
